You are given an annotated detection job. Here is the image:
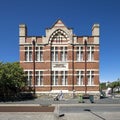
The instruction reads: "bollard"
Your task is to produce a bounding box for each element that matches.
[89,95,94,103]
[79,94,83,103]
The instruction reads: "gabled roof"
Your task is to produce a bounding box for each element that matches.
[50,19,68,29]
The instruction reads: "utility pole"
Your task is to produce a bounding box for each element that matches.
[84,40,87,95]
[32,40,36,96]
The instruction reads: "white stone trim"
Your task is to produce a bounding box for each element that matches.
[94,37,99,44]
[35,90,100,94]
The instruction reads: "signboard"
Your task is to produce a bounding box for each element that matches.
[52,63,68,70]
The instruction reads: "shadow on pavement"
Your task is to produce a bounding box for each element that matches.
[84,109,106,120]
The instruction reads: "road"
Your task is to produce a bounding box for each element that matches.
[56,104,120,120]
[59,104,120,113]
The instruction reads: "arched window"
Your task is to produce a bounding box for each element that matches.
[49,29,68,43]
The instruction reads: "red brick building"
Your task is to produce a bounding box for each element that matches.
[19,19,100,96]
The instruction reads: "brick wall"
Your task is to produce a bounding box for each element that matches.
[19,20,100,94]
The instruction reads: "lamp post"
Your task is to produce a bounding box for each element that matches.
[70,43,75,96]
[84,40,87,95]
[32,40,36,96]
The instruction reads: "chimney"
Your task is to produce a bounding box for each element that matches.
[19,24,27,44]
[19,24,27,37]
[92,24,100,36]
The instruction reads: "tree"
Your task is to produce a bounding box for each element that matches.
[100,82,107,90]
[107,79,120,93]
[0,62,27,100]
[115,78,120,93]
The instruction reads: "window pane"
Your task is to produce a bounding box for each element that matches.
[52,76,54,85]
[51,52,54,61]
[87,76,90,85]
[25,47,28,50]
[25,52,28,61]
[36,76,39,85]
[55,47,58,50]
[91,51,94,61]
[29,76,32,86]
[36,47,38,50]
[65,52,67,61]
[61,47,63,51]
[29,47,32,50]
[36,52,39,61]
[51,47,54,51]
[87,52,90,61]
[91,76,94,85]
[61,76,64,85]
[24,71,32,86]
[77,76,79,85]
[55,52,58,61]
[55,76,58,85]
[92,47,94,50]
[77,47,79,50]
[40,76,43,85]
[76,51,79,61]
[40,52,43,61]
[61,52,63,61]
[81,76,83,85]
[29,52,32,61]
[80,52,83,61]
[65,76,67,85]
[40,47,43,50]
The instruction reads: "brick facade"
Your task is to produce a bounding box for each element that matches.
[19,19,100,95]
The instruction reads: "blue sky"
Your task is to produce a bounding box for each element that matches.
[0,0,120,82]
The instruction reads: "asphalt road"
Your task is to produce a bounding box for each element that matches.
[1,96,120,104]
[59,105,120,113]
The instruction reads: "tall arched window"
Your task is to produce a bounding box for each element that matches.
[49,29,68,43]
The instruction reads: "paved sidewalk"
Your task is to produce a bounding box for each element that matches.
[0,111,120,120]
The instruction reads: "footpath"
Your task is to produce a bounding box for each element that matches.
[0,96,120,120]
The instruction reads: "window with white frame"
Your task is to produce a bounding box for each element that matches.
[35,71,43,86]
[60,47,67,61]
[76,71,84,85]
[55,52,58,61]
[87,46,94,61]
[61,52,64,61]
[25,47,32,61]
[76,47,83,61]
[49,29,68,43]
[36,47,43,61]
[87,71,94,85]
[54,32,63,42]
[51,47,58,61]
[51,51,54,61]
[52,71,58,85]
[25,71,32,86]
[61,71,68,85]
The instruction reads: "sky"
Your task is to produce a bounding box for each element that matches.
[0,0,120,82]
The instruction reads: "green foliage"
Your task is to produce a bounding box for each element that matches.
[0,62,27,100]
[107,78,120,93]
[100,82,107,90]
[108,80,120,88]
[100,79,120,94]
